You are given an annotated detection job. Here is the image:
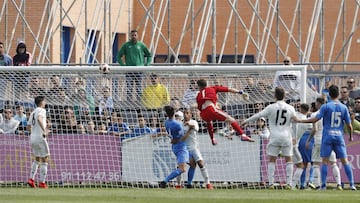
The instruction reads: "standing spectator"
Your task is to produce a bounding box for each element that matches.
[241,87,299,189]
[196,79,254,145]
[13,41,32,66]
[182,79,198,109]
[347,77,360,99]
[339,86,355,109]
[0,107,20,134]
[141,74,170,110]
[27,96,49,188]
[29,76,46,98]
[13,41,32,100]
[117,29,152,101]
[73,88,95,117]
[0,42,13,65]
[321,79,332,101]
[299,85,356,190]
[0,42,13,100]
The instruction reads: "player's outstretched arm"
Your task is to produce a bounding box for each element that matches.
[228,87,249,101]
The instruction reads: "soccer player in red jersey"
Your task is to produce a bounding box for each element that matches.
[196,79,255,145]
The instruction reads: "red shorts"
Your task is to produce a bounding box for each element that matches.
[200,106,228,122]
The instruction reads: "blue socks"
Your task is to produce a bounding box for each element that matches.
[164,168,182,183]
[187,167,195,185]
[343,163,355,186]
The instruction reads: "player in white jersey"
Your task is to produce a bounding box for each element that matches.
[175,109,213,189]
[241,87,300,189]
[291,103,312,189]
[306,97,341,190]
[27,96,49,189]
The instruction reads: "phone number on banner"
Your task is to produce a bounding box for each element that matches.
[61,171,121,181]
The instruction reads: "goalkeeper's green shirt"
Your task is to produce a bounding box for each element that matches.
[117,40,151,66]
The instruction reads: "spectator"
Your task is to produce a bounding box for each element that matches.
[353,97,360,121]
[255,81,273,102]
[77,124,87,135]
[0,108,20,134]
[170,97,184,120]
[86,120,96,134]
[73,88,95,117]
[0,42,12,100]
[131,114,156,138]
[29,76,46,98]
[273,56,319,102]
[98,86,113,116]
[108,112,131,137]
[344,111,360,136]
[321,79,332,101]
[95,122,108,135]
[14,105,27,135]
[346,77,360,99]
[148,114,167,137]
[76,104,97,127]
[47,75,66,103]
[182,79,198,109]
[13,41,32,100]
[339,86,355,109]
[117,29,152,101]
[57,106,78,134]
[13,41,32,66]
[252,117,270,139]
[141,74,170,110]
[244,77,257,96]
[0,42,13,65]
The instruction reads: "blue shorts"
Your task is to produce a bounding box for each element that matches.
[298,132,314,163]
[174,149,189,164]
[320,135,347,159]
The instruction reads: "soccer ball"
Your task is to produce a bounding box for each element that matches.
[99,63,110,74]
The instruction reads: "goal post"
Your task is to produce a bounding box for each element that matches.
[0,64,323,189]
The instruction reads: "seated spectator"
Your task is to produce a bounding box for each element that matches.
[28,76,46,98]
[218,123,235,140]
[77,124,87,135]
[0,108,20,134]
[148,115,167,137]
[123,114,156,140]
[95,122,108,135]
[76,104,97,127]
[86,120,96,135]
[141,74,170,110]
[46,117,55,135]
[14,105,28,135]
[57,106,78,134]
[108,112,131,137]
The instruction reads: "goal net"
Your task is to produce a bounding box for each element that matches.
[0,65,326,189]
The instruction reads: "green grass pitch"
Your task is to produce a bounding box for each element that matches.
[1,188,359,203]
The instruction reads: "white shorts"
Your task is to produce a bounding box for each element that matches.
[267,143,293,157]
[188,148,203,162]
[311,143,336,163]
[292,144,303,164]
[31,138,50,158]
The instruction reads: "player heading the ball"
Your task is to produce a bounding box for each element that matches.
[195,79,254,145]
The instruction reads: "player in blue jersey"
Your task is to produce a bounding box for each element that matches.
[298,85,356,190]
[159,105,189,188]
